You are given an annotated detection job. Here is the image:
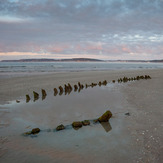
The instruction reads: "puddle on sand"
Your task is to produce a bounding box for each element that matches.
[0,83,137,163]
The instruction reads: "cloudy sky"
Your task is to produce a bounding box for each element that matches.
[0,0,163,60]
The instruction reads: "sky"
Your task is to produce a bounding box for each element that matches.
[0,0,163,60]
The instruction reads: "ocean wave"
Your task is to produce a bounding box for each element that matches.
[0,66,26,68]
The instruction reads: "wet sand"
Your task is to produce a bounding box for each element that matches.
[0,69,163,163]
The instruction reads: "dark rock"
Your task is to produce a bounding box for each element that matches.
[74,85,78,91]
[145,75,151,79]
[91,83,97,87]
[64,84,69,92]
[56,124,65,131]
[41,89,47,100]
[125,112,130,116]
[59,86,63,92]
[80,84,84,89]
[68,83,72,91]
[78,82,81,87]
[72,121,83,128]
[26,94,30,103]
[33,91,39,101]
[98,110,112,122]
[66,83,72,94]
[123,77,128,83]
[31,128,40,134]
[82,120,90,126]
[64,83,72,93]
[24,128,40,135]
[54,88,58,96]
[140,75,144,79]
[64,91,68,95]
[112,80,115,83]
[41,89,47,97]
[16,100,20,103]
[102,80,107,85]
[77,82,84,90]
[118,78,122,83]
[136,76,140,80]
[59,86,63,95]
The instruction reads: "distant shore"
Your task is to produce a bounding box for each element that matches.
[1,58,163,63]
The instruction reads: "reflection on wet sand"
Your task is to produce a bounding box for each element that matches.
[100,122,112,132]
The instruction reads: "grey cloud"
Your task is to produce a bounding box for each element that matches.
[1,0,163,19]
[0,0,163,59]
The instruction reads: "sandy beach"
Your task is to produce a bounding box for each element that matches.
[0,69,163,163]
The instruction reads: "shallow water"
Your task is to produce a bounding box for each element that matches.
[0,61,163,73]
[0,83,138,162]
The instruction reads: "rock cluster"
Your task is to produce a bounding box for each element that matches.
[23,110,112,135]
[22,74,151,103]
[64,83,73,94]
[117,75,151,83]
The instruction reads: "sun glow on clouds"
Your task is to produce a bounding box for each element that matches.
[0,15,28,23]
[0,52,49,60]
[0,52,109,60]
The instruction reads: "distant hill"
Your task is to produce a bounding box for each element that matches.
[107,59,163,63]
[1,58,104,62]
[1,58,103,62]
[149,59,163,63]
[1,58,163,63]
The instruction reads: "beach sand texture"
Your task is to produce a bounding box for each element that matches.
[0,69,163,162]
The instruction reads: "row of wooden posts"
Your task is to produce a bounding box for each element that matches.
[25,75,151,103]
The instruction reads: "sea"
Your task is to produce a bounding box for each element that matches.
[0,61,162,162]
[0,62,163,73]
